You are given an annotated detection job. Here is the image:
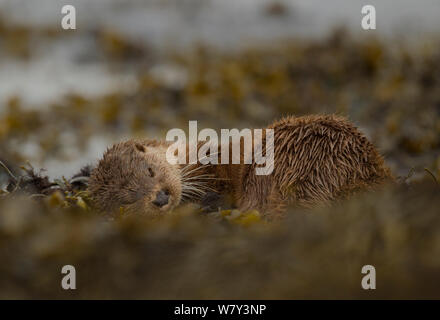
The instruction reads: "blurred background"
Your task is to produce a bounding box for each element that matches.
[1,0,440,300]
[0,0,439,182]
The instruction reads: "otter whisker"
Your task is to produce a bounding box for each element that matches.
[182,173,215,179]
[180,151,220,174]
[181,188,209,200]
[184,176,229,181]
[180,193,202,202]
[180,164,214,177]
[181,190,205,199]
[182,188,205,195]
[182,174,227,182]
[183,183,217,193]
[184,183,210,189]
[195,151,221,163]
[182,182,216,194]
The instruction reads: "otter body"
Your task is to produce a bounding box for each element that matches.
[89,115,392,217]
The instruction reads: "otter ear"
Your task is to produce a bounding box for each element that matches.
[135,143,146,153]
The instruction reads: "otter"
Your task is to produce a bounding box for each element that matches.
[89,115,393,218]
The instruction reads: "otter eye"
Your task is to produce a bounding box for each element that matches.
[135,143,145,152]
[148,167,155,177]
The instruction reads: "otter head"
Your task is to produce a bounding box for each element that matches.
[89,140,182,216]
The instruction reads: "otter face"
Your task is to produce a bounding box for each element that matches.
[89,140,182,216]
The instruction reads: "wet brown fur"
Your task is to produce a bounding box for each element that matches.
[237,115,393,216]
[89,115,393,217]
[89,139,181,217]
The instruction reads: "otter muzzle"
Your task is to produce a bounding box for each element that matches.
[152,190,170,207]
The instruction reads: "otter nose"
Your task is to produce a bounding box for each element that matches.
[152,190,169,207]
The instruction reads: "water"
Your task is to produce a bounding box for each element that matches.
[2,0,440,106]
